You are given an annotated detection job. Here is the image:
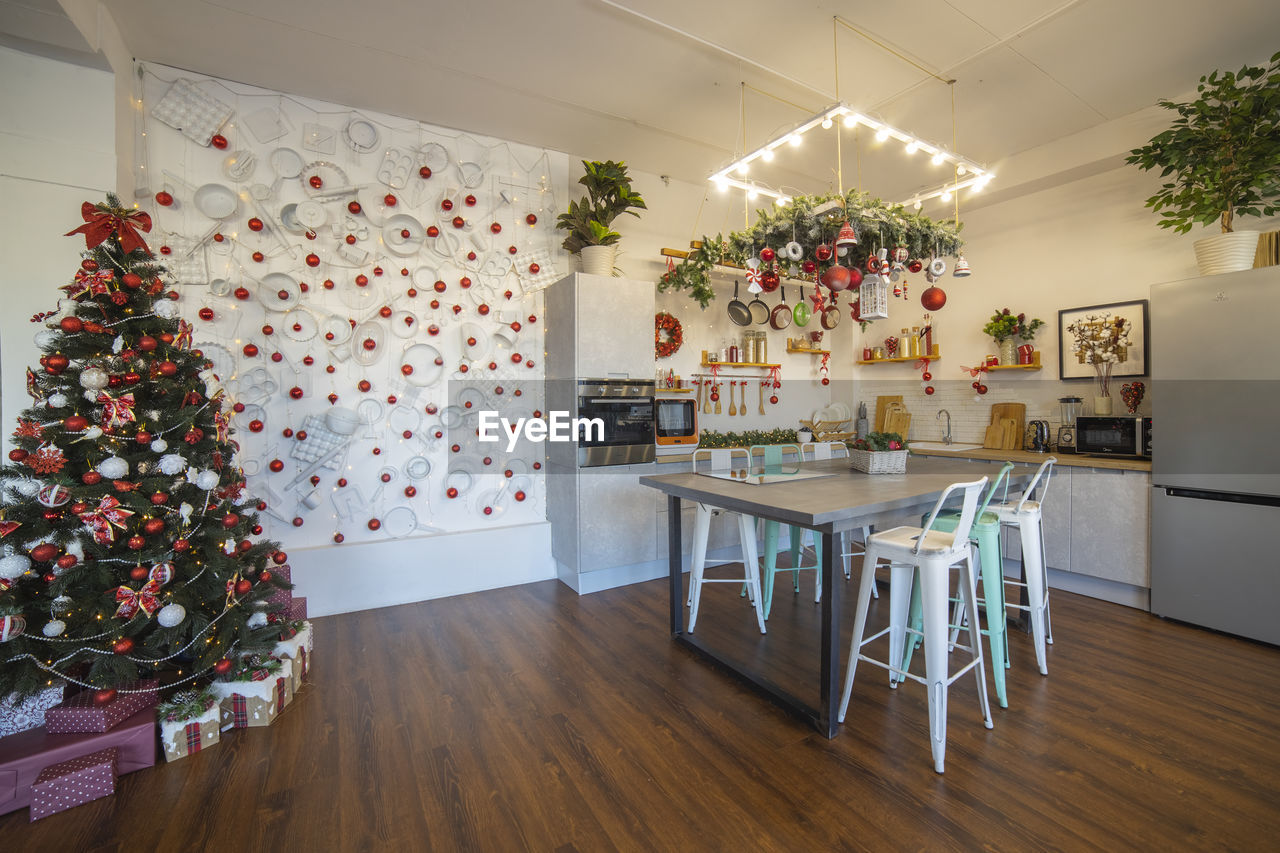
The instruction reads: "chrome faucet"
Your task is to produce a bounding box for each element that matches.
[937,409,952,444]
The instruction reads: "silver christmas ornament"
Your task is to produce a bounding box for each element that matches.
[157,603,186,628]
[42,620,66,637]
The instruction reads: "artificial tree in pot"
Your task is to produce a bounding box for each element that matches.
[1126,50,1280,275]
[556,160,647,276]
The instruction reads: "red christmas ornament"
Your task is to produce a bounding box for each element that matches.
[452,216,465,229]
[460,276,472,289]
[815,244,834,262]
[259,570,272,582]
[248,217,264,232]
[348,201,362,215]
[305,253,321,268]
[290,517,303,528]
[308,174,323,189]
[155,190,173,206]
[112,637,134,655]
[511,353,523,364]
[268,459,284,473]
[426,225,440,238]
[925,386,936,395]
[198,307,215,322]
[328,393,339,404]
[137,335,158,352]
[82,471,102,485]
[249,420,264,433]
[56,554,78,570]
[384,194,397,207]
[447,487,458,499]
[63,415,89,432]
[271,353,283,363]
[143,518,165,535]
[107,374,123,388]
[770,395,779,405]
[355,274,369,287]
[45,354,70,374]
[419,166,432,179]
[289,386,304,400]
[30,543,58,562]
[211,134,228,149]
[515,490,527,502]
[333,532,345,544]
[760,247,776,262]
[367,518,382,531]
[921,286,947,311]
[222,513,240,528]
[59,316,83,334]
[261,325,274,336]
[236,578,253,594]
[151,492,169,506]
[358,379,372,392]
[212,659,233,675]
[272,551,288,565]
[126,535,145,550]
[130,566,148,581]
[490,222,502,234]
[243,344,259,358]
[93,689,118,706]
[529,263,540,275]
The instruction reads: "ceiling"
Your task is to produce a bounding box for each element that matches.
[6,0,1280,206]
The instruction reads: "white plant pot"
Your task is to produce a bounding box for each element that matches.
[579,245,617,277]
[1193,230,1259,276]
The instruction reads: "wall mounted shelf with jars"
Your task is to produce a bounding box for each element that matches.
[985,350,1042,371]
[786,344,830,356]
[700,360,781,369]
[857,345,941,365]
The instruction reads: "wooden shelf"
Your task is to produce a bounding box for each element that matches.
[986,351,1042,371]
[661,248,814,287]
[786,345,830,355]
[656,388,692,394]
[857,345,941,365]
[700,360,781,369]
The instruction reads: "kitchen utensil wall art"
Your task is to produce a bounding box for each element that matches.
[138,64,569,547]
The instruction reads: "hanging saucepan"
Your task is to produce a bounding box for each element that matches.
[793,285,811,327]
[769,286,792,330]
[727,280,751,327]
[747,286,770,325]
[821,292,841,330]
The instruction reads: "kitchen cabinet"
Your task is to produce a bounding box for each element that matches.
[1068,468,1149,588]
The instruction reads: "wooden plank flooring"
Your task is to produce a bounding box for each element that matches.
[5,571,1280,851]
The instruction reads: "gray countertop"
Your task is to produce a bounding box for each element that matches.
[639,456,1030,534]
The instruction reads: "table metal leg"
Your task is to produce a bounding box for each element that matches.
[819,530,839,738]
[668,494,683,636]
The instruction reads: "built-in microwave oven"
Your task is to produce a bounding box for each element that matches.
[654,394,698,449]
[1075,416,1151,459]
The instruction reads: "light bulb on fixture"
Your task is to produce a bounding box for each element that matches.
[842,114,856,128]
[776,196,791,207]
[762,148,774,162]
[821,117,833,130]
[875,128,890,142]
[940,189,952,202]
[931,152,945,166]
[735,162,749,176]
[713,176,728,192]
[905,140,919,155]
[788,134,802,147]
[957,164,968,176]
[747,188,759,200]
[913,199,923,210]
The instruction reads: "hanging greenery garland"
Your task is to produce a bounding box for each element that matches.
[659,189,963,309]
[655,312,683,358]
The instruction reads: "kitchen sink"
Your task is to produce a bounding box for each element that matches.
[908,442,985,453]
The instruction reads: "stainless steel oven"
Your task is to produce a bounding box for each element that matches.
[576,379,655,467]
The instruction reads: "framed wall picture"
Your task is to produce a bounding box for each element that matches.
[1058,299,1149,381]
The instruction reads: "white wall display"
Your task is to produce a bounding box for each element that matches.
[136,64,569,549]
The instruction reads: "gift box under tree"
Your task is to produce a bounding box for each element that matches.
[272,620,313,694]
[265,563,293,614]
[0,683,66,738]
[29,746,117,821]
[157,688,220,762]
[289,597,308,620]
[208,656,291,729]
[44,680,160,734]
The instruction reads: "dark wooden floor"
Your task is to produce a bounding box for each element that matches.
[5,569,1280,851]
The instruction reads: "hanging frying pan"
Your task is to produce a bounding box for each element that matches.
[727,280,751,327]
[793,285,811,327]
[769,286,792,330]
[747,288,770,325]
[821,292,841,330]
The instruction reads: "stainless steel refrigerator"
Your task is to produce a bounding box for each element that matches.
[1149,265,1280,645]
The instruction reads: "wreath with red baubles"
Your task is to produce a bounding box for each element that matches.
[655,312,682,358]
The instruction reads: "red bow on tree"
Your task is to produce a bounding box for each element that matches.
[65,201,153,255]
[78,495,135,544]
[63,268,116,299]
[97,391,136,428]
[113,562,173,619]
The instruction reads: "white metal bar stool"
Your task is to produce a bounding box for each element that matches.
[987,457,1056,674]
[839,476,994,774]
[687,448,766,634]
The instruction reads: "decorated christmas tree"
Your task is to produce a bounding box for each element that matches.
[0,196,288,702]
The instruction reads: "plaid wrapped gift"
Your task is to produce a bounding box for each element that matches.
[30,747,117,821]
[288,597,307,620]
[265,563,293,614]
[272,621,312,693]
[209,669,284,730]
[159,701,220,763]
[0,683,66,737]
[45,680,159,734]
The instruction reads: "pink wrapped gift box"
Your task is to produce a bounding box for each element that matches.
[30,746,117,821]
[0,684,66,738]
[289,597,307,620]
[44,680,160,734]
[266,563,293,612]
[0,708,154,816]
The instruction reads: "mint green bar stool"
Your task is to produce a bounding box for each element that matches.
[901,463,1015,707]
[749,443,824,620]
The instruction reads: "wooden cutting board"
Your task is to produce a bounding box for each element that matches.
[989,402,1026,447]
[999,417,1021,450]
[983,423,1004,449]
[884,409,912,438]
[875,396,903,433]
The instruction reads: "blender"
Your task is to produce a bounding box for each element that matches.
[1057,396,1082,452]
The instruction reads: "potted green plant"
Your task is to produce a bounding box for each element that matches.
[845,432,909,474]
[1125,51,1280,275]
[556,160,646,276]
[983,308,1044,365]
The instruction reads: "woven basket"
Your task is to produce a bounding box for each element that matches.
[848,448,908,474]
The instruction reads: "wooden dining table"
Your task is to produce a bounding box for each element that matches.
[639,454,1030,738]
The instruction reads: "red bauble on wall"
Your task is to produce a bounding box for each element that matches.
[921,286,947,311]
